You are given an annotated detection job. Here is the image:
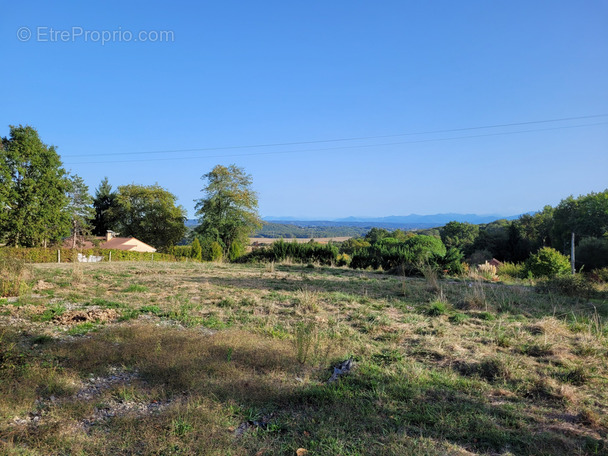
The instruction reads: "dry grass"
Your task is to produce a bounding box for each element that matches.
[1,261,607,455]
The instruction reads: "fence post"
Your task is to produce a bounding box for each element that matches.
[109,251,112,262]
[58,250,61,263]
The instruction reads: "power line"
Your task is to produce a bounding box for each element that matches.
[62,113,608,158]
[64,120,608,165]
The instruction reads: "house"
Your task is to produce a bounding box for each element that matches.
[100,231,157,253]
[64,231,157,253]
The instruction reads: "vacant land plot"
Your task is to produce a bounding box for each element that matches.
[1,261,607,455]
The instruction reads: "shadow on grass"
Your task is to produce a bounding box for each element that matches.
[42,324,607,455]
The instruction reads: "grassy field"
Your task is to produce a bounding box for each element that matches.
[1,261,607,455]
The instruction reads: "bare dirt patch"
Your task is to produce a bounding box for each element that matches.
[54,308,120,325]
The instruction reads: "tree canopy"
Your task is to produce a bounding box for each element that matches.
[92,177,118,236]
[66,174,94,248]
[0,125,70,247]
[440,221,479,254]
[195,164,261,259]
[112,184,187,250]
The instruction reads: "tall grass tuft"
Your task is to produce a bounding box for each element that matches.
[0,258,29,297]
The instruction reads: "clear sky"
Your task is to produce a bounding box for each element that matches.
[2,1,607,219]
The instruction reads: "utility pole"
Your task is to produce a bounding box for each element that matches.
[571,232,576,274]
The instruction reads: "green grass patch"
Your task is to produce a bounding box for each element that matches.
[123,284,149,293]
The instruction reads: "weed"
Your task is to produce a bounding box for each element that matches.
[520,342,554,358]
[123,284,149,293]
[427,299,449,316]
[87,298,126,309]
[450,312,469,324]
[294,288,320,313]
[140,305,162,315]
[172,416,194,436]
[461,280,487,310]
[67,322,98,336]
[30,302,65,322]
[293,320,317,364]
[371,349,403,365]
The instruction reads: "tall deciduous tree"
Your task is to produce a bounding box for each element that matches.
[440,221,479,254]
[0,125,70,247]
[194,164,261,259]
[66,174,94,248]
[112,184,187,250]
[92,177,118,236]
[552,190,608,252]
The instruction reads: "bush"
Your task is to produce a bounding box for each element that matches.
[589,267,608,284]
[498,262,525,279]
[576,237,608,270]
[536,274,596,298]
[167,246,193,260]
[350,235,447,274]
[210,242,223,262]
[524,247,571,278]
[228,241,245,261]
[0,247,176,263]
[238,239,338,266]
[191,238,202,261]
[468,249,493,265]
[336,253,351,267]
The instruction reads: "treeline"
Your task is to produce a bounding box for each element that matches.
[0,126,187,251]
[437,190,608,271]
[238,190,608,279]
[253,222,369,239]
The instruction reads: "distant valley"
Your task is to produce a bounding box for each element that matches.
[187,213,522,239]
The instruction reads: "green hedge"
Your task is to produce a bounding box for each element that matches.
[238,239,339,265]
[0,247,179,263]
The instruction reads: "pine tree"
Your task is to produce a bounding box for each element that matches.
[66,174,94,248]
[92,177,118,236]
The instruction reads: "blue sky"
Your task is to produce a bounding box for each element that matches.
[2,1,607,219]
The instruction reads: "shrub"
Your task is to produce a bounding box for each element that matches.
[589,267,608,284]
[350,235,447,274]
[336,253,351,267]
[468,249,493,265]
[524,247,571,278]
[476,261,498,281]
[238,239,338,265]
[536,274,596,298]
[427,300,448,316]
[0,247,177,263]
[210,242,223,262]
[228,241,245,261]
[168,246,192,260]
[498,262,525,279]
[191,238,202,261]
[576,237,608,270]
